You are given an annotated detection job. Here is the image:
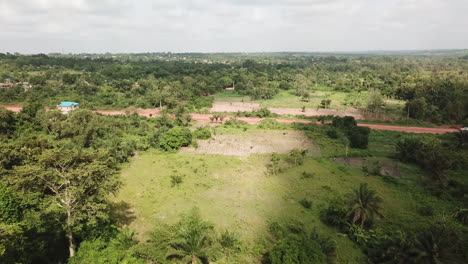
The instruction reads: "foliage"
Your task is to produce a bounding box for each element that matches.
[192,127,212,140]
[70,229,145,264]
[170,174,184,187]
[135,209,223,264]
[0,183,23,223]
[346,183,383,227]
[267,223,335,264]
[222,119,249,129]
[396,135,461,185]
[288,149,307,165]
[299,198,312,209]
[235,107,275,118]
[158,126,192,151]
[0,107,16,135]
[258,118,289,130]
[320,198,349,230]
[269,234,326,264]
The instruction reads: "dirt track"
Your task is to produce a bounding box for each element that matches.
[1,104,458,134]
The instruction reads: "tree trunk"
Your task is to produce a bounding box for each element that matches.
[67,204,76,257]
[191,255,196,264]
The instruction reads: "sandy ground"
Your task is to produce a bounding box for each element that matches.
[0,104,23,113]
[210,101,363,119]
[1,104,458,134]
[182,130,321,156]
[210,101,260,112]
[269,107,363,119]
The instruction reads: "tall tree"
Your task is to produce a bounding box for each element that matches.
[33,149,120,257]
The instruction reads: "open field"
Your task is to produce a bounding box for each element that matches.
[214,90,406,113]
[113,144,456,263]
[182,130,321,156]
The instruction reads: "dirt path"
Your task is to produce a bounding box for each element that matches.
[1,104,458,134]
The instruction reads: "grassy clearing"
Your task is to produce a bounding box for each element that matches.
[113,151,367,262]
[112,126,458,263]
[214,90,406,113]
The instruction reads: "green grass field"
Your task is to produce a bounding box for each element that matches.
[215,90,406,112]
[112,128,454,263]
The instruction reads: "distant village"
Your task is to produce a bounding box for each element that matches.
[0,78,32,91]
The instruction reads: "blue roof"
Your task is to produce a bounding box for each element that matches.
[58,102,80,107]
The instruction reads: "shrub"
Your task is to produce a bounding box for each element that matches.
[258,118,288,130]
[170,174,184,187]
[193,127,212,139]
[158,126,192,151]
[299,199,312,209]
[319,198,348,230]
[219,230,241,253]
[269,234,326,264]
[223,119,249,129]
[348,126,370,149]
[301,172,315,179]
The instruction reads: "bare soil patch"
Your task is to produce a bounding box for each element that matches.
[210,101,260,112]
[269,107,363,119]
[0,104,25,113]
[182,130,321,157]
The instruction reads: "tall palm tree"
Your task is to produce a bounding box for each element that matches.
[346,183,383,227]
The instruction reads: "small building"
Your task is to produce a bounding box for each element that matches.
[224,82,235,91]
[57,102,80,114]
[0,83,15,88]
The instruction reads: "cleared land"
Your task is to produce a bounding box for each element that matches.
[1,104,458,134]
[113,142,455,263]
[182,130,321,156]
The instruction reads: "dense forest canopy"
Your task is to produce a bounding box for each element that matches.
[1,52,467,124]
[1,52,467,264]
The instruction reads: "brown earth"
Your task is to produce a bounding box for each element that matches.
[1,104,458,134]
[182,130,321,157]
[210,101,363,119]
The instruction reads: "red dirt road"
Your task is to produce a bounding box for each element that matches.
[1,104,458,134]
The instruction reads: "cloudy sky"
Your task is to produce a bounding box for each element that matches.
[0,0,467,53]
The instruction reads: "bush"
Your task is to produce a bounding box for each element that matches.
[301,172,315,179]
[193,127,212,139]
[70,229,145,264]
[319,198,348,230]
[158,126,192,151]
[258,118,288,130]
[235,107,276,118]
[348,126,370,149]
[269,234,326,264]
[219,230,241,253]
[299,199,312,209]
[170,174,184,187]
[223,119,249,129]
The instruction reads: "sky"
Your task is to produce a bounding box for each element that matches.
[0,0,467,53]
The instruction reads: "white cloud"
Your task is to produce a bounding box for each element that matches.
[0,0,466,53]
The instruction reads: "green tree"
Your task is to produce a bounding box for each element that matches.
[346,183,383,227]
[158,126,192,151]
[32,149,120,257]
[289,149,307,166]
[412,226,465,264]
[366,90,385,113]
[0,107,16,135]
[166,210,218,264]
